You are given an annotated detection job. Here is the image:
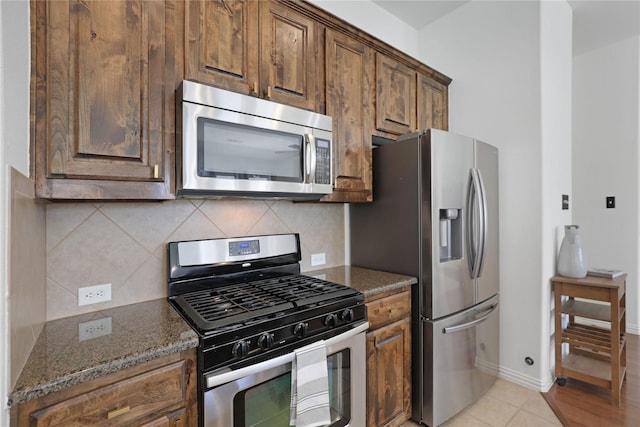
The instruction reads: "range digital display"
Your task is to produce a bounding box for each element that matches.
[229,240,260,256]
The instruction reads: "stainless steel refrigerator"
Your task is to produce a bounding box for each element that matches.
[351,129,499,426]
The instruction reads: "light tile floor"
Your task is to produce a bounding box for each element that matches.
[401,378,561,427]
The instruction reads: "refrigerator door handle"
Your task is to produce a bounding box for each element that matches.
[475,168,488,277]
[442,302,498,334]
[466,168,486,279]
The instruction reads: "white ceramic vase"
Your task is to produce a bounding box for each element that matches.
[557,225,587,278]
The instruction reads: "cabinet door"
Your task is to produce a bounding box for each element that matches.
[29,361,187,426]
[184,0,259,95]
[323,29,373,202]
[366,317,412,427]
[375,54,416,136]
[417,73,449,131]
[259,1,320,111]
[35,0,170,199]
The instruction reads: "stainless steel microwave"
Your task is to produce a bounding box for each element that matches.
[176,81,333,199]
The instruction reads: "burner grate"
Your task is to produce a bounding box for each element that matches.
[174,275,360,331]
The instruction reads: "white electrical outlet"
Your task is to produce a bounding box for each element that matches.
[78,317,112,341]
[78,283,112,306]
[311,253,326,266]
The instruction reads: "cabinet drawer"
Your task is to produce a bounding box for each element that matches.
[30,360,186,426]
[367,290,411,330]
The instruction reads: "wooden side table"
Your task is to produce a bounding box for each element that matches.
[552,274,627,406]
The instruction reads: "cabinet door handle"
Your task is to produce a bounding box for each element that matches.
[153,164,159,179]
[107,405,130,419]
[265,86,272,99]
[251,82,258,95]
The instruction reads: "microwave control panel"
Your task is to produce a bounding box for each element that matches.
[315,139,331,184]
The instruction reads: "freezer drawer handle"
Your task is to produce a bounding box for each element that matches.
[442,303,498,334]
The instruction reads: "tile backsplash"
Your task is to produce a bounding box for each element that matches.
[9,168,46,388]
[46,199,345,320]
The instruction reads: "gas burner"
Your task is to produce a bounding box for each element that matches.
[167,234,366,371]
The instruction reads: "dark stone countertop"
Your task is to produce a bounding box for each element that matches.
[8,298,198,407]
[305,265,416,298]
[8,267,414,407]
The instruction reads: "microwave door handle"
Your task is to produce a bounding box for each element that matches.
[305,134,317,184]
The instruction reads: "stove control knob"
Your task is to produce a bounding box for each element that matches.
[340,308,354,323]
[293,322,308,338]
[232,340,249,359]
[257,332,275,350]
[324,313,338,328]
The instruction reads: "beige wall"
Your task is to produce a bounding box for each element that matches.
[9,168,46,389]
[46,199,345,320]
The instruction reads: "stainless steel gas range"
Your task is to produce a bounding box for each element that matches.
[167,233,368,427]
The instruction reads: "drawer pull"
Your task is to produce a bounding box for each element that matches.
[107,406,130,419]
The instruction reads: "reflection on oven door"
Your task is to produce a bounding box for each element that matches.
[204,329,366,427]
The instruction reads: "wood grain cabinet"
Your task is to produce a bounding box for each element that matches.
[375,54,449,139]
[32,0,174,200]
[11,350,197,427]
[185,0,321,111]
[417,73,449,131]
[375,54,417,137]
[322,29,374,202]
[31,0,449,202]
[365,288,412,427]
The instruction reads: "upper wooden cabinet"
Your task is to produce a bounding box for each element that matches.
[322,29,374,202]
[32,0,173,200]
[31,0,449,201]
[418,73,449,131]
[375,54,449,139]
[185,0,321,111]
[375,54,417,137]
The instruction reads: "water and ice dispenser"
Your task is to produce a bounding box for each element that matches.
[439,208,462,261]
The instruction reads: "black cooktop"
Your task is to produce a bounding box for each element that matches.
[171,274,361,334]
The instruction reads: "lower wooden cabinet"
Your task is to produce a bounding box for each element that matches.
[365,288,412,427]
[11,349,197,427]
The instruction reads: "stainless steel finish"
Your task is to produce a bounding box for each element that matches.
[305,134,317,184]
[474,140,500,304]
[178,80,333,198]
[466,168,487,280]
[205,321,369,388]
[442,302,497,334]
[350,129,499,426]
[177,234,298,267]
[428,130,476,319]
[180,80,332,131]
[423,294,499,427]
[204,323,368,427]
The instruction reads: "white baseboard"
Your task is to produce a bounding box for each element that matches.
[499,365,555,392]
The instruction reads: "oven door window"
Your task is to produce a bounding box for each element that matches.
[205,349,351,427]
[197,118,303,183]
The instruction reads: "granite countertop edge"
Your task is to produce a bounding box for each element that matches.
[8,267,414,408]
[305,265,417,298]
[360,277,416,298]
[7,337,199,408]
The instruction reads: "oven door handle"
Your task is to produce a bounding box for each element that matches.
[206,321,369,389]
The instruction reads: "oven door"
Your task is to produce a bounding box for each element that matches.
[203,322,368,427]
